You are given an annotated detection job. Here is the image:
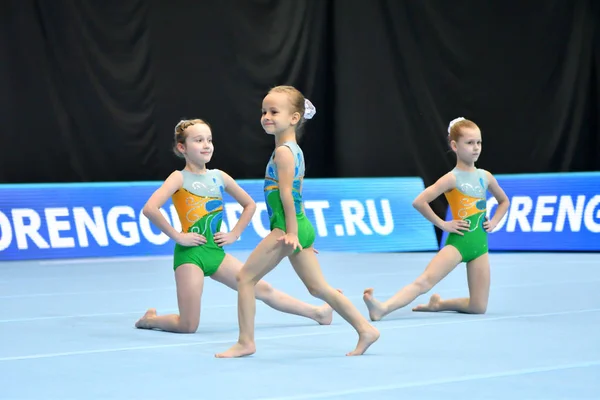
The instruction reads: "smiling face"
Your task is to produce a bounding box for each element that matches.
[260,91,302,136]
[173,120,214,165]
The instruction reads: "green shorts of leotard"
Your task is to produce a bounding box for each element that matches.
[270,212,316,254]
[445,227,488,263]
[173,243,226,276]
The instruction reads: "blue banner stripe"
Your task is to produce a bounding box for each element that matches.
[0,177,438,260]
[441,172,600,251]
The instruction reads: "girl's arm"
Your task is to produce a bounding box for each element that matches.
[412,173,469,235]
[214,171,257,246]
[142,171,206,246]
[483,171,510,232]
[274,146,301,249]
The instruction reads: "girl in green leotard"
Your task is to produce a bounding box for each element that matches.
[363,117,510,319]
[135,119,334,333]
[216,86,379,358]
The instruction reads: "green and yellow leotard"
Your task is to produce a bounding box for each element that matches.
[444,168,489,263]
[171,169,226,276]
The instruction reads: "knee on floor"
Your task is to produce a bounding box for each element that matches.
[178,318,199,333]
[468,303,487,314]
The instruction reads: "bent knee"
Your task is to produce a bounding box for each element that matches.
[236,270,254,285]
[235,271,243,283]
[179,318,199,333]
[306,284,331,299]
[468,303,487,314]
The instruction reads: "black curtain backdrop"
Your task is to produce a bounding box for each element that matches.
[1,0,598,222]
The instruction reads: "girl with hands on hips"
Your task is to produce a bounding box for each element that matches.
[363,117,509,320]
[176,231,207,246]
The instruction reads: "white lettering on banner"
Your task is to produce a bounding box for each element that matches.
[0,211,13,251]
[366,199,394,235]
[12,208,50,250]
[219,199,393,239]
[305,200,329,237]
[506,196,532,232]
[0,190,596,254]
[531,196,556,232]
[73,207,109,247]
[584,195,600,233]
[1,204,240,252]
[339,199,394,237]
[341,200,373,236]
[487,194,600,233]
[219,199,391,239]
[555,195,585,232]
[106,206,140,246]
[45,208,75,248]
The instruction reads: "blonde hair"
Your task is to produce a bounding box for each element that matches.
[268,85,311,137]
[172,119,210,158]
[447,117,479,147]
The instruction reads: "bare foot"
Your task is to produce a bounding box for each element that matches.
[412,294,441,312]
[135,308,157,329]
[346,326,380,356]
[363,288,386,321]
[135,308,157,328]
[215,341,256,358]
[315,303,333,325]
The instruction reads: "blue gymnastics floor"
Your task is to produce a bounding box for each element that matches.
[1,251,599,399]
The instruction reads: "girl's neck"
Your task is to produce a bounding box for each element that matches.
[275,130,296,147]
[455,159,476,172]
[184,161,207,174]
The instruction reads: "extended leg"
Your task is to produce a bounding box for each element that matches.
[414,252,490,314]
[210,254,333,325]
[363,245,462,320]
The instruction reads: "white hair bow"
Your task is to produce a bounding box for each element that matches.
[304,98,316,120]
[447,117,465,133]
